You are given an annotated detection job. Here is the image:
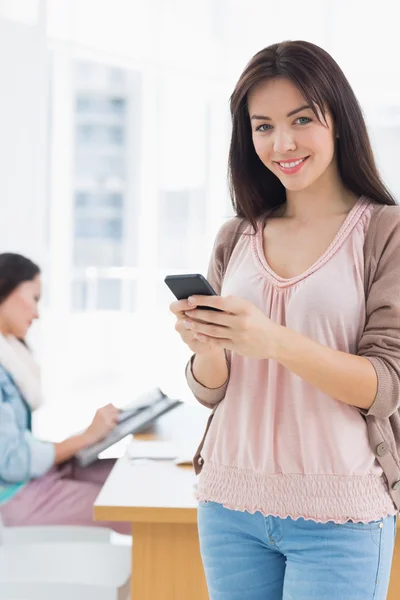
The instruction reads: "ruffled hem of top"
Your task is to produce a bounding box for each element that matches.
[196,461,398,525]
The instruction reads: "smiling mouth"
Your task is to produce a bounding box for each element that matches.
[275,156,309,174]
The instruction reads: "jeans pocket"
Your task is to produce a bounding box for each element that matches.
[327,518,385,548]
[326,518,383,532]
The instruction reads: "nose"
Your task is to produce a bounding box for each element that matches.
[273,128,296,154]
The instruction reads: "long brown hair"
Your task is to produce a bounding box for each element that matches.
[228,40,396,229]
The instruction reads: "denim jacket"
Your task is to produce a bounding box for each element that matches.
[0,364,55,490]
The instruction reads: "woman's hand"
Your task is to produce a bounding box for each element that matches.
[182,295,282,360]
[54,404,120,464]
[84,404,120,445]
[169,298,226,357]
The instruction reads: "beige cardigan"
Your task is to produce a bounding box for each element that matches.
[187,201,400,511]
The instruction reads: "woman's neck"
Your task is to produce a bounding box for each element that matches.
[284,165,358,221]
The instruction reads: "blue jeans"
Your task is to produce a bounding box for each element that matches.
[198,502,396,600]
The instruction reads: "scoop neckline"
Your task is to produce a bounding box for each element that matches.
[252,196,370,289]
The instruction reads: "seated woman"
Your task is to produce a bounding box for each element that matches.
[0,253,130,534]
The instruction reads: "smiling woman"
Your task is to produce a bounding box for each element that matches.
[169,40,400,600]
[249,79,337,188]
[228,41,395,231]
[248,78,340,197]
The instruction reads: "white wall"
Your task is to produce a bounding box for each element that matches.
[0,13,48,265]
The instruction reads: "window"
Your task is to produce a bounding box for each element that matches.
[75,192,123,208]
[71,60,135,298]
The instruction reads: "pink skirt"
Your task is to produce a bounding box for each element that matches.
[0,459,131,535]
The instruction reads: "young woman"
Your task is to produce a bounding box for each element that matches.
[0,253,130,534]
[170,41,400,599]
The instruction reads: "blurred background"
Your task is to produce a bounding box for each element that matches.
[1,0,399,442]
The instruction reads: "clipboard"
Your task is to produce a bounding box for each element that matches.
[74,388,182,467]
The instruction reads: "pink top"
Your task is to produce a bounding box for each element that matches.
[196,197,397,523]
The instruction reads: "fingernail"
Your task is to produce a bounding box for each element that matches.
[188,297,195,306]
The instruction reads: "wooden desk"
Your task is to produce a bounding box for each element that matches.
[388,520,399,600]
[95,404,400,600]
[94,403,210,600]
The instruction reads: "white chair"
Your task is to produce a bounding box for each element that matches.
[0,581,128,600]
[0,542,131,600]
[1,524,112,545]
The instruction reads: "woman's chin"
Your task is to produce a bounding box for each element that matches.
[15,326,29,340]
[280,179,311,192]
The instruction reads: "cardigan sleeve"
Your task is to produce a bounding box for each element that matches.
[184,217,243,408]
[357,207,400,419]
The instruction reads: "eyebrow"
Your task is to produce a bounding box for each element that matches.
[250,104,312,121]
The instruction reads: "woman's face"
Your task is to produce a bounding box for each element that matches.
[247,77,337,194]
[0,274,41,339]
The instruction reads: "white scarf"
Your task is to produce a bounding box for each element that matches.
[0,334,43,411]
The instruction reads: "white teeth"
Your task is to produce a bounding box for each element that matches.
[279,158,306,168]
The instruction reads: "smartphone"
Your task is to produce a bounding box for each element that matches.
[164,274,220,310]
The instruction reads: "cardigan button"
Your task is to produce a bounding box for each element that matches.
[197,457,204,466]
[376,442,389,457]
[392,480,400,491]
